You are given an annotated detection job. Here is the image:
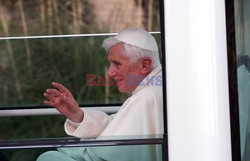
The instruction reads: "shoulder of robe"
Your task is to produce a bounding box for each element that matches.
[132,85,162,100]
[124,87,162,112]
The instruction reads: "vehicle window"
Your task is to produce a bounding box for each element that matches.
[0,1,166,161]
[0,0,163,149]
[0,0,161,107]
[0,141,163,161]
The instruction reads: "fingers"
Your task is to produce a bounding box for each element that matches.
[45,89,60,96]
[46,88,60,94]
[44,92,63,108]
[43,82,74,109]
[52,82,70,93]
[44,100,56,107]
[43,92,56,100]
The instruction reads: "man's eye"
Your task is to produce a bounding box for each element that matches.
[114,61,121,66]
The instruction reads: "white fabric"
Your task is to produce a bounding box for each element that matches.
[65,66,163,139]
[65,109,115,138]
[115,28,158,51]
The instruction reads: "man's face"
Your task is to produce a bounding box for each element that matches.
[107,43,143,93]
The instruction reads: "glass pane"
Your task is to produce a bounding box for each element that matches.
[0,0,161,36]
[0,116,67,140]
[1,142,163,161]
[0,36,128,107]
[0,34,161,107]
[234,0,250,160]
[0,0,164,144]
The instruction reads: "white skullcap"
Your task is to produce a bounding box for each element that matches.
[114,28,158,51]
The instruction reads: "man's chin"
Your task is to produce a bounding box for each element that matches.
[117,86,128,93]
[117,86,134,94]
[118,87,127,93]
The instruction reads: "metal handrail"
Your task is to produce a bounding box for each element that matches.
[0,106,120,117]
[0,32,161,40]
[0,137,164,150]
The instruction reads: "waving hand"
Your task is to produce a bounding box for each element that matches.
[43,82,84,123]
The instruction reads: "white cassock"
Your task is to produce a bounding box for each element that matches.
[37,66,163,161]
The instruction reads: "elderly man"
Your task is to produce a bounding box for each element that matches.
[37,28,163,161]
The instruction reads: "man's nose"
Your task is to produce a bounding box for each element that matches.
[107,65,116,78]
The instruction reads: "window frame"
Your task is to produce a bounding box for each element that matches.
[225,0,246,160]
[0,0,169,160]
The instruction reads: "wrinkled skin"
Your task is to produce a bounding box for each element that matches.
[44,43,152,123]
[43,82,84,123]
[107,43,143,93]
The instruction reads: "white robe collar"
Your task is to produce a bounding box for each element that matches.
[132,65,162,95]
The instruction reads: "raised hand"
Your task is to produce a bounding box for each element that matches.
[43,82,84,123]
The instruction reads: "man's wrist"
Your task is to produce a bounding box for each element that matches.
[70,111,84,123]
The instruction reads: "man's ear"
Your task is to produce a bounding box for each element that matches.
[140,57,152,75]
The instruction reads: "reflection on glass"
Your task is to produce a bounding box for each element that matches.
[0,34,161,107]
[0,4,164,161]
[0,36,128,107]
[0,115,67,140]
[235,0,250,160]
[1,143,162,161]
[0,0,160,36]
[0,33,163,144]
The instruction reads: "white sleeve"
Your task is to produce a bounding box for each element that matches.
[64,108,114,138]
[99,89,163,137]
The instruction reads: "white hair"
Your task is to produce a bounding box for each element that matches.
[102,37,161,68]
